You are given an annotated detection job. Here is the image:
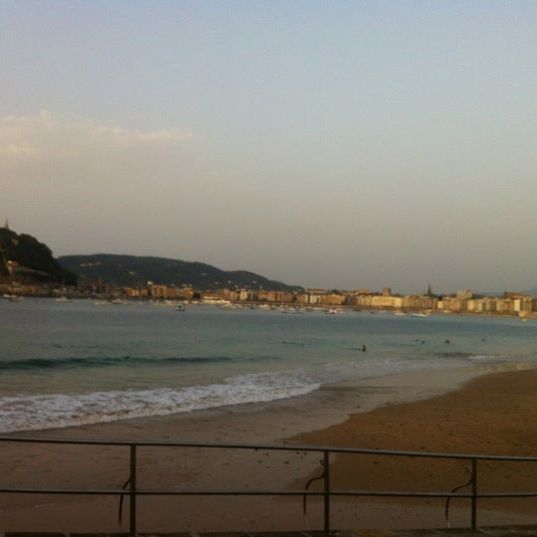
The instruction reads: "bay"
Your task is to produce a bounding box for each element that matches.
[0,299,535,433]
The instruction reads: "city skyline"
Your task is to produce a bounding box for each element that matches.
[2,2,537,293]
[3,221,536,297]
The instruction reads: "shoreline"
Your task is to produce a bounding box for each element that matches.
[4,360,534,443]
[2,362,537,532]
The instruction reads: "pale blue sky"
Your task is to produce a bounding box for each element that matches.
[1,1,536,293]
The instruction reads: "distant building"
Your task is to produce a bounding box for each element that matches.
[297,292,322,305]
[320,293,345,306]
[237,289,258,301]
[149,284,168,299]
[370,295,403,309]
[439,297,467,313]
[495,298,514,314]
[402,295,437,310]
[456,289,474,300]
[6,260,18,275]
[256,290,273,302]
[350,289,372,296]
[467,298,486,313]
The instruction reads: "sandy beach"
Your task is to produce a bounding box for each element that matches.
[2,363,537,532]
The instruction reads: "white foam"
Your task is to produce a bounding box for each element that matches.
[467,353,512,362]
[0,371,320,433]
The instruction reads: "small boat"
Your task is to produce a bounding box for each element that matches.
[174,304,186,312]
[55,296,70,303]
[410,312,429,318]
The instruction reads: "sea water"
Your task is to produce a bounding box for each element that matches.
[0,299,536,433]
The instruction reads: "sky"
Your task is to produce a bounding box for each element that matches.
[1,1,536,294]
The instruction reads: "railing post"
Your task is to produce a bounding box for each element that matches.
[323,450,330,532]
[130,444,137,537]
[471,458,477,530]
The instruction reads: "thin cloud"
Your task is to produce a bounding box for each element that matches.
[0,111,194,160]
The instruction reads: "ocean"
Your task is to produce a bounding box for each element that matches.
[1,299,536,433]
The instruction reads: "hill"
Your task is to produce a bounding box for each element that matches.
[58,254,302,291]
[0,227,77,285]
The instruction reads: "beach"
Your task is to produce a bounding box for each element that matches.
[2,362,537,532]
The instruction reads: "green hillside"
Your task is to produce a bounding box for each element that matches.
[58,254,302,291]
[0,227,77,285]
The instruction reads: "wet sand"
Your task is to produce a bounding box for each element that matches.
[1,363,537,532]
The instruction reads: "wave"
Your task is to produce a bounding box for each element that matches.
[435,351,527,363]
[434,351,536,364]
[0,354,280,371]
[0,371,320,433]
[466,353,512,362]
[434,351,474,359]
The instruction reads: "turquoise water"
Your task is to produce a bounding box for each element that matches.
[0,299,536,432]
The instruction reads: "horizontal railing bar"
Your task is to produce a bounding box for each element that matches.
[474,492,537,498]
[3,487,537,498]
[0,437,135,447]
[0,488,467,497]
[3,436,537,462]
[133,490,475,498]
[0,488,126,495]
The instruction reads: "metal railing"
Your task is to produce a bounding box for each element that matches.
[2,436,537,535]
